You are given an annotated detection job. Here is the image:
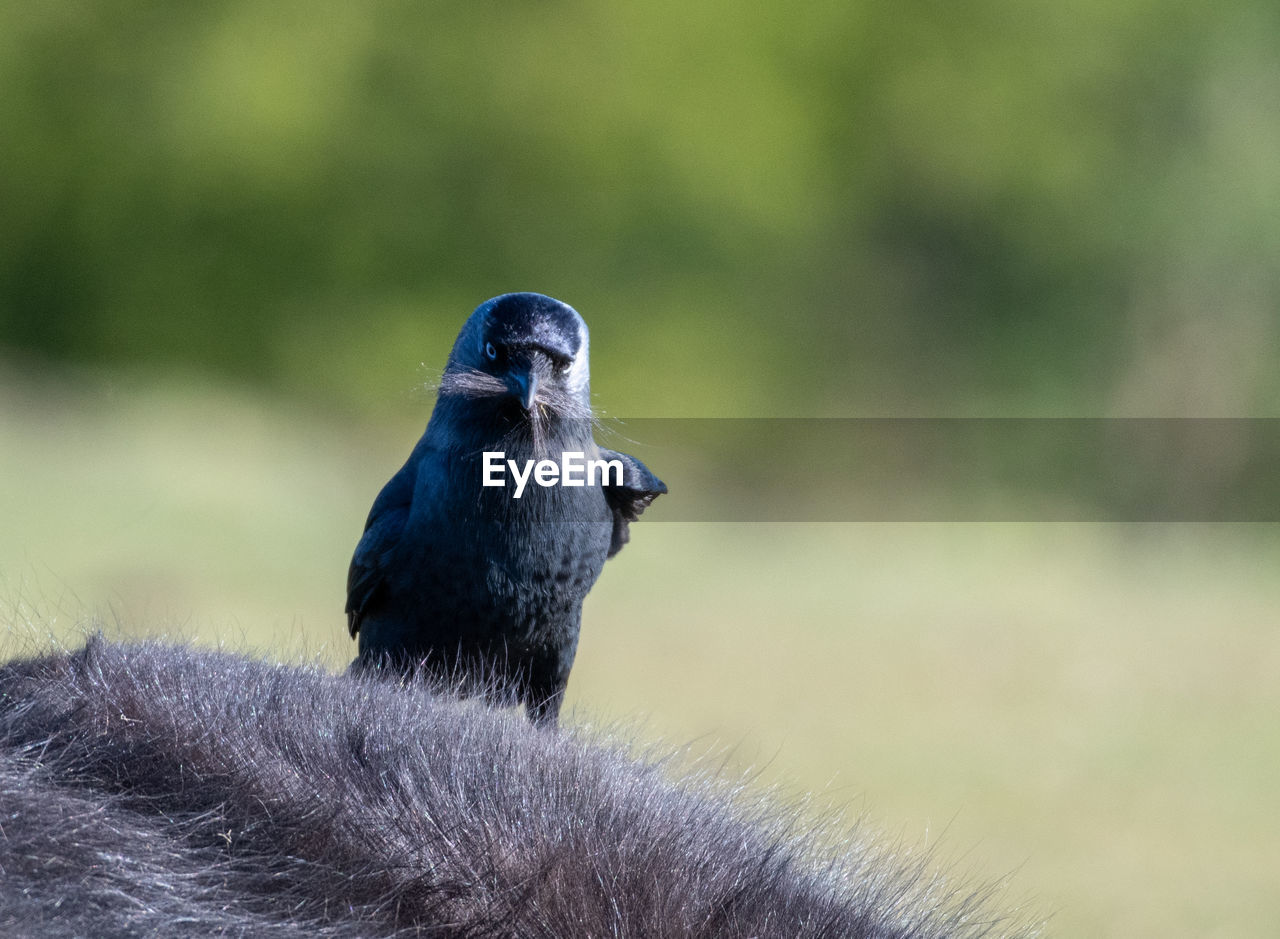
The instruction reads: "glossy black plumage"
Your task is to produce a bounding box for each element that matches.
[346,293,665,723]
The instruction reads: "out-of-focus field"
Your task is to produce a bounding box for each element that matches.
[2,369,1278,937]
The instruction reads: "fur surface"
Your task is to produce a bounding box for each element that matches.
[0,639,1034,937]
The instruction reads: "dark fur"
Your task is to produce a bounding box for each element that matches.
[0,640,1034,938]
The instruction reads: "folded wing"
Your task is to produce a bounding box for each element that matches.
[346,458,416,637]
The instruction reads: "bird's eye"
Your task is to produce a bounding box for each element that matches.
[554,358,571,376]
[484,342,498,361]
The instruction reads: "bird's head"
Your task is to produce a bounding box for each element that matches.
[436,293,593,440]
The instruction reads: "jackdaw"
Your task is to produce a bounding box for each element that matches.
[346,292,666,724]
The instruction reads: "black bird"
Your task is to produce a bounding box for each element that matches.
[346,293,666,724]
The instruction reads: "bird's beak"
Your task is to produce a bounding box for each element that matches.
[508,367,539,412]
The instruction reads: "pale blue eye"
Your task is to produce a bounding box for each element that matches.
[485,342,498,361]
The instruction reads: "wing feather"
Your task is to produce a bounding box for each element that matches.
[345,457,417,637]
[597,448,667,559]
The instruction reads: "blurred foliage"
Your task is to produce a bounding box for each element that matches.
[2,0,1279,417]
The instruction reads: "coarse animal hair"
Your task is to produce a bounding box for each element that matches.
[0,639,1037,938]
[433,365,597,458]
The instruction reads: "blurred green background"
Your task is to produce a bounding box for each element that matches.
[2,2,1279,935]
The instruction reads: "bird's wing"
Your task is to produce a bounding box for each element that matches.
[598,448,667,559]
[345,456,418,638]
